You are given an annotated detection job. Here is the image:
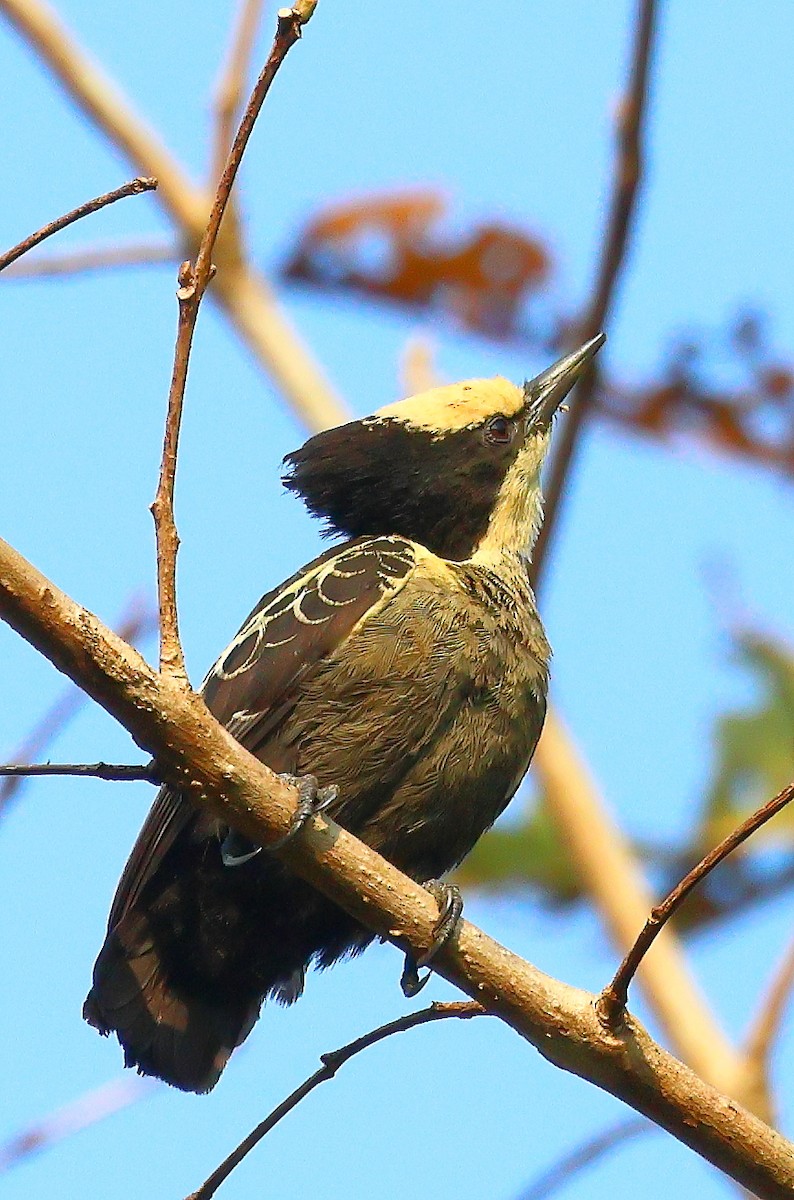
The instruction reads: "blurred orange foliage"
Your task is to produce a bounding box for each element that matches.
[283,192,794,475]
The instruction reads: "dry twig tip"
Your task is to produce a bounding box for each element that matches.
[187,1002,483,1200]
[598,781,794,1026]
[0,176,157,273]
[152,8,313,678]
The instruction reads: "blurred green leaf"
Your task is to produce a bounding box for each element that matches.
[455,798,581,903]
[701,631,794,847]
[459,629,794,929]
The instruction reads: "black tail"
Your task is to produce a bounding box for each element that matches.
[83,909,261,1094]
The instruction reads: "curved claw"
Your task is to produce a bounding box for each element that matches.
[220,829,262,867]
[267,774,339,851]
[401,881,464,997]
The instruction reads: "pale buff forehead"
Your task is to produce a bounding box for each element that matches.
[370,377,525,433]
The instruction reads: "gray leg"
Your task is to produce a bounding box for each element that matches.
[401,880,464,998]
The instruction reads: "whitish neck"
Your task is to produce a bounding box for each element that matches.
[469,472,544,566]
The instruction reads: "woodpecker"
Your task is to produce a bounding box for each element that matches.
[84,335,604,1093]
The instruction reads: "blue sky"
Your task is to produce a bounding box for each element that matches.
[2,3,794,1198]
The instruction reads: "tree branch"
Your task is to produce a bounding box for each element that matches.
[0,594,156,818]
[0,0,347,432]
[531,0,658,587]
[745,935,794,1078]
[0,176,156,272]
[599,782,794,1027]
[400,335,442,396]
[151,5,315,677]
[1,538,794,1197]
[187,1002,484,1200]
[0,762,158,782]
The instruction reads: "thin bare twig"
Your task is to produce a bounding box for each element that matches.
[0,177,156,273]
[1,0,346,432]
[0,762,158,782]
[516,1118,649,1200]
[531,0,658,587]
[0,1077,156,1172]
[187,1002,483,1200]
[211,0,266,189]
[151,4,316,677]
[599,782,794,1026]
[0,595,157,818]
[1,238,176,280]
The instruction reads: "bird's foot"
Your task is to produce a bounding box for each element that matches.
[267,774,339,851]
[400,880,463,998]
[220,774,337,866]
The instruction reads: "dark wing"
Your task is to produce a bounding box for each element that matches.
[105,536,417,930]
[107,787,190,930]
[202,535,416,751]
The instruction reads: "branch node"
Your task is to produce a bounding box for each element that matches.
[176,258,197,300]
[153,7,312,678]
[595,988,626,1032]
[291,0,318,24]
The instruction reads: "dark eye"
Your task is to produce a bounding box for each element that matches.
[485,416,513,445]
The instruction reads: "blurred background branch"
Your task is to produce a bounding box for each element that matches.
[531,0,658,588]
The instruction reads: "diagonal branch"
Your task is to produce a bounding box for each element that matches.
[531,0,658,587]
[187,1002,484,1200]
[745,935,794,1076]
[0,594,156,818]
[598,782,794,1026]
[151,4,316,677]
[0,176,156,272]
[1,537,794,1197]
[0,0,346,432]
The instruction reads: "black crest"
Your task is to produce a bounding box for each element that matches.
[283,416,522,560]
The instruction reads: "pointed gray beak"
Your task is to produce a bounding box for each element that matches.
[524,333,606,430]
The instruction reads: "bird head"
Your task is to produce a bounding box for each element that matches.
[283,334,604,562]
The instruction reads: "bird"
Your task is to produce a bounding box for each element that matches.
[84,334,605,1093]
